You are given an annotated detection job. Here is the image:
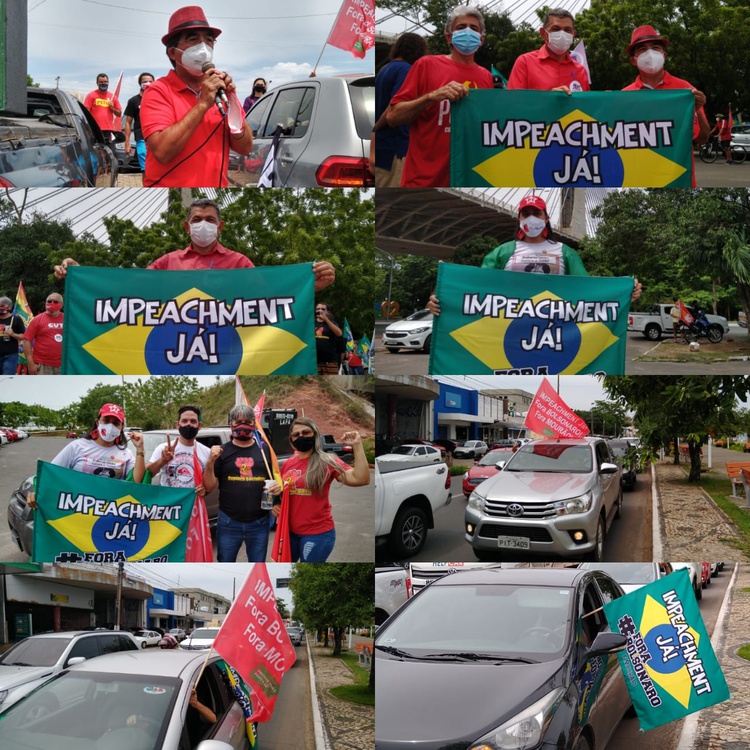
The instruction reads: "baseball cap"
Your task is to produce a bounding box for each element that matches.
[98,404,125,423]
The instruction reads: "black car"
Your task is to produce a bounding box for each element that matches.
[607,439,638,491]
[375,567,630,750]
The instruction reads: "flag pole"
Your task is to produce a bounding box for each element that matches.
[311,0,347,77]
[193,643,216,686]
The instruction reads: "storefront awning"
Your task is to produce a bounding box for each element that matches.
[437,412,496,425]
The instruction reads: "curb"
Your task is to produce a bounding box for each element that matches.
[306,635,328,750]
[652,461,663,560]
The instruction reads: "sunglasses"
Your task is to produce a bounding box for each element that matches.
[290,429,314,438]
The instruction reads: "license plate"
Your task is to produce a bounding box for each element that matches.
[497,536,530,550]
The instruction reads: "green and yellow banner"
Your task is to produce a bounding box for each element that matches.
[450,90,694,187]
[428,263,633,375]
[603,568,730,731]
[32,462,196,563]
[62,264,317,374]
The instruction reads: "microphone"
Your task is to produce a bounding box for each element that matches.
[202,61,229,116]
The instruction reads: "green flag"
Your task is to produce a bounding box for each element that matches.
[450,89,694,187]
[343,318,356,351]
[32,461,196,563]
[602,568,730,731]
[429,263,632,375]
[62,264,317,375]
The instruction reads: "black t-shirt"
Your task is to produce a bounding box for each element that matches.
[124,93,144,140]
[315,318,342,363]
[214,440,272,522]
[0,314,25,356]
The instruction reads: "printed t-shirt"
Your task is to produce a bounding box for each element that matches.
[507,46,590,92]
[281,453,350,535]
[140,69,230,187]
[147,243,255,270]
[150,440,210,489]
[481,240,589,276]
[23,312,64,366]
[213,441,271,522]
[390,55,493,187]
[52,439,135,479]
[83,89,122,132]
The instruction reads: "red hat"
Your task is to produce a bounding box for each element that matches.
[98,403,125,423]
[518,195,547,213]
[162,6,222,46]
[626,25,669,56]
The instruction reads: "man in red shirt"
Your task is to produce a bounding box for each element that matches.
[621,25,710,187]
[712,114,733,164]
[507,9,589,93]
[83,73,122,146]
[23,293,64,375]
[384,5,493,187]
[140,6,253,187]
[54,199,335,291]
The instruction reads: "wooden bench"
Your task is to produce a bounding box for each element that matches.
[725,462,750,498]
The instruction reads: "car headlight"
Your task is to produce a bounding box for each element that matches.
[463,472,468,480]
[408,327,429,334]
[468,687,565,750]
[20,477,34,495]
[554,492,592,515]
[468,489,486,511]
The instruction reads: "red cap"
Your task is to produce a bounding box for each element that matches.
[518,195,547,213]
[162,6,222,46]
[626,25,669,56]
[98,403,125,423]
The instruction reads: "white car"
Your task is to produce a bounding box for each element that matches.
[453,440,489,459]
[383,310,433,354]
[132,629,162,648]
[731,124,750,147]
[377,444,442,464]
[180,627,220,650]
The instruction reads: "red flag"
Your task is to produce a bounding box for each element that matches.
[271,484,292,563]
[677,300,694,326]
[213,565,297,722]
[184,450,213,562]
[253,391,266,424]
[524,378,590,438]
[327,0,375,59]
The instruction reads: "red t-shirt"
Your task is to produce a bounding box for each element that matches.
[390,55,493,187]
[23,312,64,366]
[83,89,122,132]
[717,118,731,141]
[140,70,230,188]
[622,71,702,187]
[281,453,350,535]
[507,46,590,92]
[148,243,255,270]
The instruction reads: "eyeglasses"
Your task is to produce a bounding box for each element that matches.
[46,299,60,303]
[290,429,314,438]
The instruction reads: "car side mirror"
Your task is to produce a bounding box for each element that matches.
[577,631,626,678]
[496,461,506,470]
[600,462,619,474]
[67,656,87,667]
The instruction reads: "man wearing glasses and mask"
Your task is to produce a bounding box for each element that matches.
[23,293,64,375]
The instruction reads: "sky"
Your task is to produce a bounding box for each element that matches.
[27,0,373,108]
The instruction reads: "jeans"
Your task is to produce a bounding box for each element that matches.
[0,353,18,375]
[216,510,270,562]
[136,139,147,171]
[290,528,336,562]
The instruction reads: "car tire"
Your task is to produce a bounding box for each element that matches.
[390,506,428,558]
[421,335,432,354]
[644,323,661,341]
[140,640,147,649]
[574,736,591,750]
[584,515,605,562]
[694,576,702,600]
[614,486,623,519]
[385,347,400,354]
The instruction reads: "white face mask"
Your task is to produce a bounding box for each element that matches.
[189,221,219,247]
[176,42,213,75]
[98,422,121,442]
[519,214,546,238]
[545,29,573,55]
[636,48,665,75]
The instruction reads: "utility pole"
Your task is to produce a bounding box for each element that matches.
[114,561,124,630]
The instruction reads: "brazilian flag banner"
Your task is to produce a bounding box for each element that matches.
[62,264,317,374]
[32,461,196,563]
[429,263,632,375]
[450,90,694,187]
[602,569,730,731]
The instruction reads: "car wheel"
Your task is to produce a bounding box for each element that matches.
[390,506,428,558]
[421,335,431,354]
[584,515,605,562]
[140,640,147,649]
[644,323,661,341]
[385,347,399,354]
[614,486,623,519]
[574,735,591,750]
[694,576,702,600]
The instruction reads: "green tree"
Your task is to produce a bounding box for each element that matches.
[123,376,202,430]
[74,383,127,429]
[32,405,59,431]
[276,598,290,621]
[376,253,439,313]
[575,399,630,436]
[26,74,40,88]
[0,401,32,428]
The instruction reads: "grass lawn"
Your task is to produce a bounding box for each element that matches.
[329,650,374,706]
[738,644,750,661]
[696,474,750,558]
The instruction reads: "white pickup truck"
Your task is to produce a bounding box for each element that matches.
[375,459,452,560]
[628,303,729,341]
[375,565,411,625]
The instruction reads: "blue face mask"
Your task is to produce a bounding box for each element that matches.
[451,27,482,55]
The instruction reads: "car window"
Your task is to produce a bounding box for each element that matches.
[579,581,608,645]
[508,444,593,473]
[97,633,124,654]
[595,441,611,466]
[593,572,622,604]
[348,77,375,138]
[67,635,101,663]
[0,636,69,667]
[197,434,223,448]
[263,87,314,138]
[246,93,274,136]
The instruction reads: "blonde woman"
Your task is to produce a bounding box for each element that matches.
[274,417,369,561]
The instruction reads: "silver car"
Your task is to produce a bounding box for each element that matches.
[0,650,255,749]
[382,309,433,354]
[465,437,622,561]
[240,74,374,187]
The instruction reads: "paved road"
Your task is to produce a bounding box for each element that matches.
[0,437,374,562]
[695,157,750,187]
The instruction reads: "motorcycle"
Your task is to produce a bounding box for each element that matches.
[682,310,724,343]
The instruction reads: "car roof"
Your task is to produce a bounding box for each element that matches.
[24,630,112,639]
[424,567,591,588]
[526,437,597,445]
[65,649,208,677]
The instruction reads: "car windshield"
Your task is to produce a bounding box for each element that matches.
[189,629,219,639]
[377,584,572,659]
[168,629,182,635]
[390,446,415,455]
[608,443,629,458]
[0,637,68,667]
[0,671,178,750]
[580,563,657,585]
[506,444,593,473]
[477,451,507,466]
[404,310,432,322]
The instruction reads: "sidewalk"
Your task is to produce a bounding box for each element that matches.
[308,641,374,750]
[116,172,143,188]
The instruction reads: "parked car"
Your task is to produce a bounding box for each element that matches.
[167,628,187,643]
[377,443,442,464]
[453,440,489,459]
[672,562,703,600]
[66,431,78,439]
[382,309,433,354]
[465,437,622,561]
[731,124,750,147]
[396,438,446,459]
[375,567,630,750]
[739,310,747,328]
[462,449,512,498]
[181,627,220,650]
[375,564,411,626]
[132,629,162,649]
[489,439,516,449]
[113,137,141,173]
[0,629,139,712]
[285,626,302,646]
[579,562,674,593]
[0,650,258,749]
[241,74,374,187]
[606,438,639,491]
